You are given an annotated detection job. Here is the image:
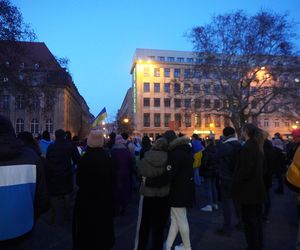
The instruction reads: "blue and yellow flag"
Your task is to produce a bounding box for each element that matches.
[92,107,107,127]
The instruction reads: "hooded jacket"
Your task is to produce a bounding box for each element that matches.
[167,136,195,207]
[145,136,195,207]
[0,135,49,241]
[138,150,169,197]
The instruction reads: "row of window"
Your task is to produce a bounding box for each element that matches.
[145,56,198,63]
[0,95,45,110]
[15,118,53,134]
[142,82,221,94]
[260,120,290,128]
[143,97,221,109]
[142,113,223,128]
[143,67,205,79]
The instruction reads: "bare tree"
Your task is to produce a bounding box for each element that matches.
[0,0,36,41]
[188,10,300,134]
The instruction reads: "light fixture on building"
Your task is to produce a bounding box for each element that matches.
[123,118,129,123]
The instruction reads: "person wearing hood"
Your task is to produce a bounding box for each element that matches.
[73,130,114,250]
[111,134,133,215]
[134,137,169,250]
[0,115,49,249]
[145,130,194,250]
[39,130,53,158]
[46,129,81,224]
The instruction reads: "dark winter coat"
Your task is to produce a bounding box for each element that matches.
[200,144,219,178]
[263,139,276,189]
[231,139,266,205]
[0,136,49,242]
[214,137,242,181]
[73,147,114,250]
[167,137,195,207]
[46,139,80,196]
[138,150,169,197]
[145,137,195,207]
[111,144,133,208]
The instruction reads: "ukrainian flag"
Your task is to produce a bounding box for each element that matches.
[92,107,107,127]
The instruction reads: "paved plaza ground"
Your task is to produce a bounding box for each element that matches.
[16,183,299,250]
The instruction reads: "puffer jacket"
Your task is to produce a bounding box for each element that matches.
[138,150,169,197]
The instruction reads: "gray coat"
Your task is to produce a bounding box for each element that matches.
[138,150,169,197]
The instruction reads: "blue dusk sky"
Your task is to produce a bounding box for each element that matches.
[12,0,300,120]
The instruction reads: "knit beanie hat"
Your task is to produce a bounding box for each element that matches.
[0,115,15,136]
[87,130,104,148]
[163,130,177,143]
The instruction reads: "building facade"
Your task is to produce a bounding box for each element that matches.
[0,41,91,138]
[119,48,298,140]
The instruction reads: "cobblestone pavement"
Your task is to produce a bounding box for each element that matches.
[14,184,298,250]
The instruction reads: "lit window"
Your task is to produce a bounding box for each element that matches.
[144,67,150,77]
[175,113,182,127]
[205,114,211,127]
[45,119,53,133]
[215,115,221,127]
[154,68,160,77]
[16,95,24,109]
[185,114,191,127]
[194,114,201,127]
[16,118,24,134]
[31,119,39,134]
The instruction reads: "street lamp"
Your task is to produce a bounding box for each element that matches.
[123,118,129,124]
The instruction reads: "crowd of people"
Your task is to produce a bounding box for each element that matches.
[1,113,300,250]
